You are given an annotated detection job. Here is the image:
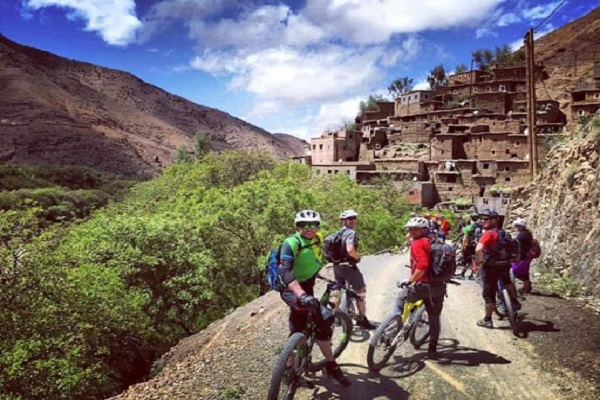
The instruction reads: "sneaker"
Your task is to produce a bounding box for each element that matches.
[324,362,352,386]
[477,318,493,329]
[497,304,508,315]
[357,317,376,330]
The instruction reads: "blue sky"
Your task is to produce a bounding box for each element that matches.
[0,0,597,140]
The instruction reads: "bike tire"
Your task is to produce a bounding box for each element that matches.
[310,310,353,371]
[410,305,430,348]
[502,288,519,336]
[495,293,507,318]
[367,313,404,372]
[267,332,307,400]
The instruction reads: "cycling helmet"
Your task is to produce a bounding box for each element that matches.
[479,209,499,218]
[405,217,429,228]
[470,212,479,220]
[294,210,321,224]
[512,218,527,227]
[339,209,358,219]
[422,213,431,218]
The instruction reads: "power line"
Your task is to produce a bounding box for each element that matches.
[533,0,569,32]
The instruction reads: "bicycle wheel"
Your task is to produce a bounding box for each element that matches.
[502,288,519,336]
[310,310,352,371]
[267,332,308,400]
[367,313,405,372]
[410,305,430,348]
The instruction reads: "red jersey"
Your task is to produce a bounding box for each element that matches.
[409,237,431,283]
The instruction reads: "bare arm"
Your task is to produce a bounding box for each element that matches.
[409,268,426,283]
[475,242,485,262]
[346,243,360,261]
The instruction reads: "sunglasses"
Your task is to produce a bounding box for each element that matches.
[345,216,357,221]
[480,217,492,221]
[298,222,320,229]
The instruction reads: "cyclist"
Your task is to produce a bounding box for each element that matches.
[461,213,481,268]
[395,217,446,360]
[331,209,376,330]
[278,210,351,386]
[511,218,534,293]
[439,216,451,241]
[475,209,521,328]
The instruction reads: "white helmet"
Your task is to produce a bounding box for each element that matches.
[294,210,321,224]
[512,218,527,227]
[339,209,358,219]
[405,217,429,228]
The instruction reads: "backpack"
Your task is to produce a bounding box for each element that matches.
[486,229,521,266]
[323,230,347,263]
[529,238,541,259]
[429,239,457,282]
[265,236,301,292]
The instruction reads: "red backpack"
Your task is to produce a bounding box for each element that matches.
[529,238,541,259]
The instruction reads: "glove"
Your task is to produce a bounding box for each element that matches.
[397,279,410,289]
[299,294,320,311]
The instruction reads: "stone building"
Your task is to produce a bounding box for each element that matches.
[571,62,600,120]
[308,63,567,209]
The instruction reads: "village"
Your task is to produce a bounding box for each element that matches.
[297,60,600,216]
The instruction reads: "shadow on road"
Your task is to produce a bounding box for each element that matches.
[434,338,511,366]
[349,326,371,343]
[308,363,410,399]
[517,318,561,338]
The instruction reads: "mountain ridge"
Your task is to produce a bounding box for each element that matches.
[0,35,307,177]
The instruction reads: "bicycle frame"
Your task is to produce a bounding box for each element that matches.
[401,299,425,324]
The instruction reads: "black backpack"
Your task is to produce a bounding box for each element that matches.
[324,231,347,263]
[429,239,457,282]
[486,229,520,266]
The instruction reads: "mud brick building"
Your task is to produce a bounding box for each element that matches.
[571,61,600,120]
[307,63,567,208]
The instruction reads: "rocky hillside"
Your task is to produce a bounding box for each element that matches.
[510,117,600,298]
[532,7,600,124]
[0,35,305,177]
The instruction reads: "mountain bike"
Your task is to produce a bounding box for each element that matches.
[366,279,460,372]
[267,275,353,400]
[338,283,363,323]
[494,273,520,336]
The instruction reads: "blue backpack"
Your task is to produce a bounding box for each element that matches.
[265,236,312,291]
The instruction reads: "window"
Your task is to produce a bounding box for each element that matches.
[408,190,415,196]
[483,163,490,169]
[473,87,478,93]
[347,170,351,175]
[499,85,506,91]
[448,187,453,192]
[594,93,600,99]
[453,90,458,94]
[441,150,445,155]
[315,169,320,175]
[327,170,332,174]
[506,149,510,154]
[491,149,496,155]
[505,177,511,182]
[505,166,511,172]
[312,144,316,150]
[493,139,498,142]
[319,144,323,150]
[578,109,586,116]
[515,141,521,146]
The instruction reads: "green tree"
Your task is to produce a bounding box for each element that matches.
[192,131,212,159]
[472,48,494,70]
[359,94,388,112]
[387,77,414,98]
[454,63,468,73]
[427,64,448,90]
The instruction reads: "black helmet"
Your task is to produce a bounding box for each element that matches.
[479,209,499,219]
[470,212,479,220]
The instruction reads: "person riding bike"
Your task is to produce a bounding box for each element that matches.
[331,209,376,330]
[395,217,446,359]
[511,218,534,293]
[461,213,481,268]
[277,210,351,386]
[475,209,521,328]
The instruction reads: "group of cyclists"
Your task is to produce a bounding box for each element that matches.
[274,207,537,386]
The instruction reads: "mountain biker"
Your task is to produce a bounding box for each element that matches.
[475,209,521,328]
[278,210,351,386]
[395,217,446,360]
[331,210,376,330]
[461,213,480,268]
[511,218,534,293]
[439,216,451,240]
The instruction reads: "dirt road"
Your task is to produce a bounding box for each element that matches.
[293,253,594,400]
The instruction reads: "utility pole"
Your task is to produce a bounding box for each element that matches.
[469,57,474,107]
[525,28,538,177]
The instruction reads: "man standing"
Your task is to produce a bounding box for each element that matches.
[511,218,534,293]
[461,213,481,267]
[278,210,351,386]
[332,209,376,330]
[395,217,446,359]
[475,209,521,328]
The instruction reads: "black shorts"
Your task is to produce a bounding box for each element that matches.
[480,264,512,304]
[333,264,366,291]
[280,276,333,341]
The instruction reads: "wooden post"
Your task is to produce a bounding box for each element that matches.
[529,28,538,176]
[525,31,533,178]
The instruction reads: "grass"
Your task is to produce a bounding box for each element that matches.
[564,164,578,189]
[533,262,583,298]
[220,386,246,399]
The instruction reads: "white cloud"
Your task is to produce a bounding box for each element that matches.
[476,27,498,38]
[497,12,521,27]
[25,0,142,46]
[521,1,561,20]
[312,97,364,135]
[244,101,282,120]
[413,79,431,91]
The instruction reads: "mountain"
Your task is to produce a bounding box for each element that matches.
[0,35,304,177]
[273,133,308,157]
[532,7,600,122]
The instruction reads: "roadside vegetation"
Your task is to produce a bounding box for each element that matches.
[0,152,412,400]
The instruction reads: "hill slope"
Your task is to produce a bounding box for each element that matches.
[0,35,303,177]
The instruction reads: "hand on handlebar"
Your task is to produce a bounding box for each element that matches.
[299,294,320,311]
[397,279,410,289]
